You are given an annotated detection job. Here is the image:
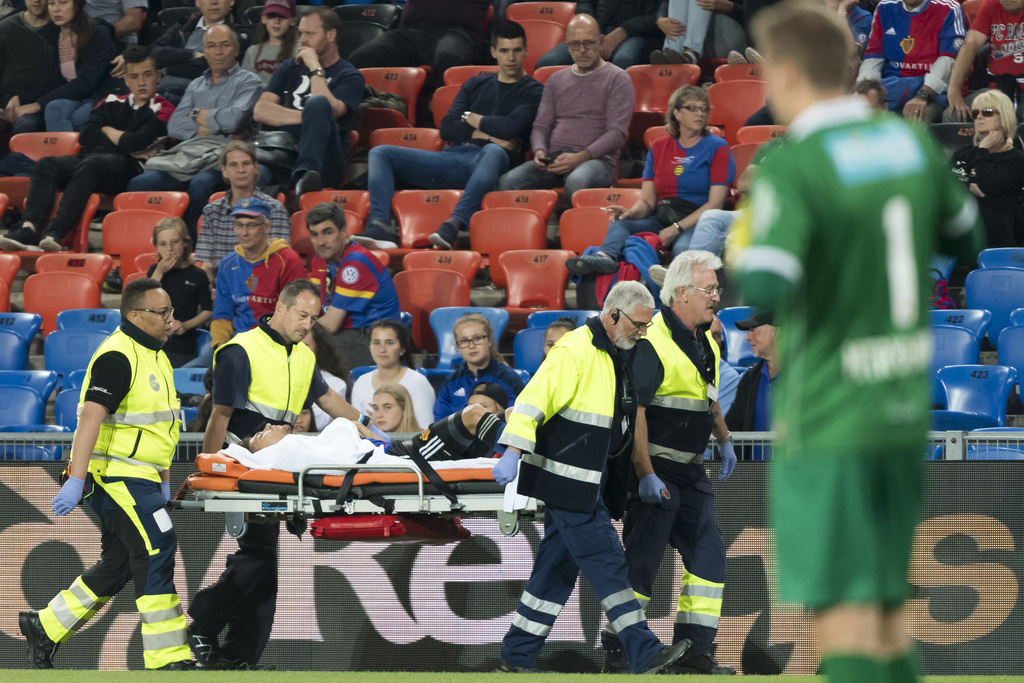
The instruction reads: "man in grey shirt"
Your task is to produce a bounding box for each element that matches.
[126,24,263,242]
[85,0,146,44]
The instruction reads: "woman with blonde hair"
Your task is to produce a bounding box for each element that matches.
[147,217,212,367]
[951,88,1024,248]
[433,312,525,420]
[369,384,420,434]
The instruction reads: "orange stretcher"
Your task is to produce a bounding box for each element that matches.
[172,453,540,541]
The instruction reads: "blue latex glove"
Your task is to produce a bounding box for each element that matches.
[161,481,172,502]
[492,450,521,485]
[51,476,86,516]
[639,473,669,505]
[719,441,737,481]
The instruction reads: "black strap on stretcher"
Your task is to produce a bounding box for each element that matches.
[332,449,462,511]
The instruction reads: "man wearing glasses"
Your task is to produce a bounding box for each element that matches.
[601,250,737,675]
[21,279,193,670]
[497,14,634,203]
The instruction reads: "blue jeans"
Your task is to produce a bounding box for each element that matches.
[664,0,713,57]
[535,35,659,70]
[600,215,666,261]
[13,112,44,134]
[127,168,226,244]
[498,158,615,203]
[681,209,734,259]
[259,96,346,189]
[367,143,510,226]
[45,98,95,132]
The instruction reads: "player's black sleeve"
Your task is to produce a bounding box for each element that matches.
[83,351,133,412]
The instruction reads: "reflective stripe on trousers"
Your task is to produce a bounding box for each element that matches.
[138,594,189,669]
[39,577,111,643]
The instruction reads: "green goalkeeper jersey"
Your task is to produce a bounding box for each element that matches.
[736,97,983,457]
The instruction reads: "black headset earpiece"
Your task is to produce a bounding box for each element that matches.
[611,310,620,323]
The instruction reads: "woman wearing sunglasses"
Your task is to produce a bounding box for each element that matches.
[951,88,1024,248]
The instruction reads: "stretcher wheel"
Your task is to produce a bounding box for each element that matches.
[497,511,520,536]
[225,512,247,539]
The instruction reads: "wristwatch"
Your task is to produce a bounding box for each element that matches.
[461,110,472,122]
[188,107,200,121]
[916,88,935,103]
[311,68,326,78]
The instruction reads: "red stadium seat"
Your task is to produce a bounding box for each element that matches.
[735,125,786,144]
[481,189,559,222]
[4,193,100,268]
[519,20,566,75]
[627,64,702,145]
[368,127,443,151]
[431,84,461,128]
[713,62,765,82]
[0,253,19,290]
[112,190,189,216]
[391,189,463,250]
[135,253,159,274]
[443,65,500,86]
[360,67,428,126]
[558,207,612,255]
[572,188,643,209]
[507,2,576,27]
[9,132,80,159]
[468,207,548,287]
[500,249,573,328]
[708,80,769,145]
[532,65,569,84]
[644,125,671,148]
[730,142,763,178]
[393,269,471,351]
[102,209,168,275]
[298,190,370,220]
[403,250,481,284]
[23,271,101,336]
[35,253,113,286]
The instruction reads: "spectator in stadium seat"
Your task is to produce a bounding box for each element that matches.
[209,196,306,349]
[434,312,525,421]
[950,88,1024,248]
[724,310,778,449]
[126,24,263,244]
[534,0,663,70]
[241,0,298,86]
[945,0,1024,123]
[193,140,290,283]
[302,322,349,431]
[367,383,420,434]
[0,0,59,135]
[136,0,250,104]
[855,0,966,123]
[566,84,733,276]
[84,0,144,44]
[305,201,401,369]
[253,6,364,197]
[543,317,576,358]
[0,45,171,252]
[354,21,543,251]
[347,0,490,78]
[498,14,634,202]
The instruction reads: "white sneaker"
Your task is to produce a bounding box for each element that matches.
[745,47,764,63]
[39,235,64,252]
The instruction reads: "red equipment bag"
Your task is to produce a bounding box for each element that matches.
[310,514,472,542]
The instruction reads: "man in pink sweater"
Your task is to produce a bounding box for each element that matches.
[497,14,635,202]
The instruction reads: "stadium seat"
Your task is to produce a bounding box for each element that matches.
[0,370,59,402]
[368,127,443,151]
[572,188,643,209]
[481,189,559,222]
[431,84,461,128]
[102,209,168,275]
[55,389,79,430]
[967,426,1024,460]
[393,269,471,351]
[44,328,108,388]
[359,67,427,126]
[965,267,1024,348]
[928,308,992,345]
[403,250,481,284]
[23,271,101,337]
[730,142,763,178]
[468,208,548,287]
[978,247,1024,270]
[717,306,756,367]
[35,253,113,286]
[333,3,402,29]
[0,280,10,315]
[527,310,600,329]
[935,364,1017,427]
[0,312,41,346]
[0,330,29,371]
[506,1,575,27]
[56,308,121,334]
[519,19,566,74]
[643,125,671,149]
[931,325,979,405]
[173,367,208,396]
[735,125,786,144]
[1012,307,1024,327]
[929,122,974,156]
[392,189,464,251]
[558,207,611,256]
[9,132,80,159]
[428,307,510,375]
[338,21,386,61]
[626,64,702,145]
[112,190,189,217]
[298,190,371,219]
[707,80,769,145]
[997,326,1024,388]
[65,368,87,390]
[0,194,5,221]
[443,65,500,86]
[500,249,573,327]
[0,384,45,426]
[513,327,547,373]
[156,6,198,30]
[931,253,958,281]
[532,65,569,84]
[0,253,19,290]
[3,192,100,265]
[135,252,159,274]
[350,365,375,381]
[713,62,765,82]
[122,271,149,288]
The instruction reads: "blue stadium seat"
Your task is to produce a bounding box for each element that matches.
[400,311,413,328]
[194,328,213,367]
[964,268,1024,348]
[181,406,198,428]
[526,310,601,329]
[928,308,991,345]
[0,329,30,370]
[173,368,207,396]
[426,307,510,377]
[65,369,87,390]
[930,254,957,281]
[351,366,375,381]
[513,328,547,374]
[935,364,1017,428]
[967,426,1024,460]
[56,308,120,334]
[931,325,979,405]
[0,385,45,426]
[55,390,79,430]
[0,312,42,344]
[1012,307,1024,328]
[0,444,57,460]
[997,326,1024,388]
[44,329,109,389]
[0,370,59,403]
[717,306,756,367]
[513,368,531,383]
[977,247,1024,270]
